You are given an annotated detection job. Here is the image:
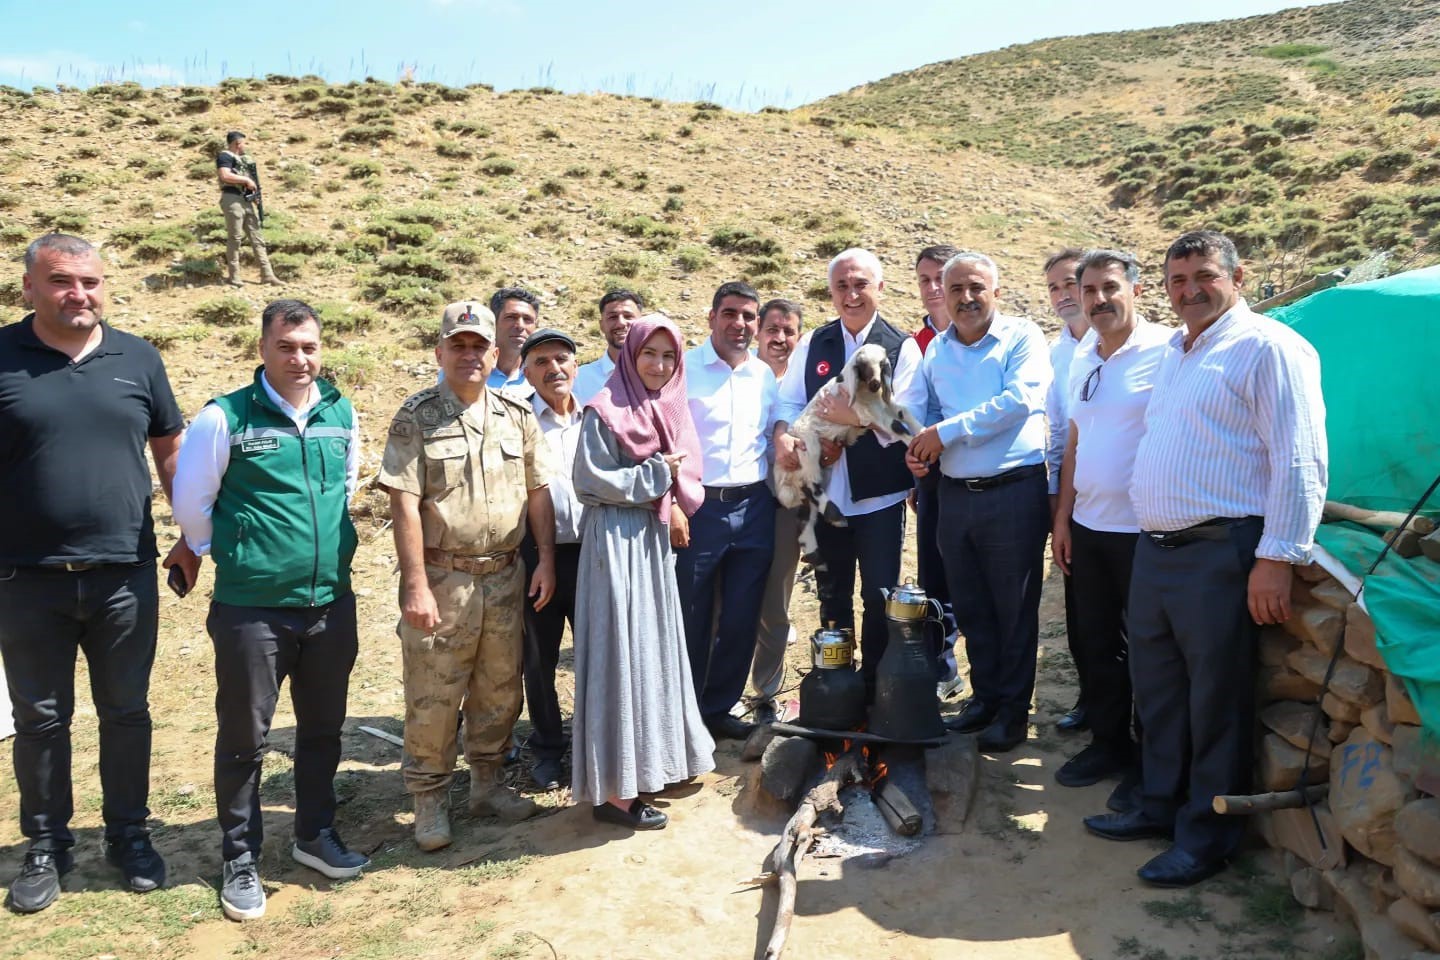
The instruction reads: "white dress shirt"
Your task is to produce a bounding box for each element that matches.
[776,315,927,517]
[573,353,616,406]
[684,338,778,487]
[1131,301,1328,562]
[530,392,585,544]
[1067,319,1171,533]
[172,374,362,555]
[1045,323,1085,495]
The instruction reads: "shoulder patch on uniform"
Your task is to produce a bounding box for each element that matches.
[492,390,534,416]
[400,387,440,412]
[389,420,412,437]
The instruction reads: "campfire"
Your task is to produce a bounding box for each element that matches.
[739,581,979,959]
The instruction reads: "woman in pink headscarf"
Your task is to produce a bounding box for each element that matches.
[570,315,715,831]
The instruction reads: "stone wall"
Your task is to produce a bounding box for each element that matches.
[1255,562,1440,959]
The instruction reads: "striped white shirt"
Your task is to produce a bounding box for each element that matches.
[1045,324,1084,495]
[1130,301,1327,563]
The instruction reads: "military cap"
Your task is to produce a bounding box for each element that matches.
[440,301,496,341]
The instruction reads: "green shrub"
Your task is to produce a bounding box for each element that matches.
[709,225,779,255]
[1388,89,1440,118]
[479,157,518,176]
[813,231,859,259]
[313,96,351,115]
[169,255,222,284]
[1259,43,1329,59]
[448,120,490,137]
[133,225,195,261]
[1273,114,1320,136]
[433,237,484,265]
[1368,150,1415,178]
[279,163,310,189]
[375,251,452,282]
[320,347,378,387]
[267,253,305,279]
[268,232,329,255]
[617,215,680,248]
[562,164,591,178]
[601,252,654,279]
[364,220,436,248]
[312,301,380,339]
[348,159,383,180]
[33,209,90,232]
[337,235,385,263]
[435,140,471,159]
[538,178,566,197]
[187,160,215,181]
[675,245,712,272]
[55,170,99,194]
[284,85,327,103]
[0,278,25,306]
[439,87,470,103]
[663,195,684,213]
[390,204,448,227]
[0,224,28,245]
[180,95,213,113]
[340,124,396,144]
[1323,149,1371,176]
[363,279,447,316]
[1411,160,1440,183]
[193,296,252,326]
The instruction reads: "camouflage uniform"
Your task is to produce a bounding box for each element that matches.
[379,381,555,796]
[216,148,277,286]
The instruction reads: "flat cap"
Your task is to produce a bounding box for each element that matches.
[520,328,577,361]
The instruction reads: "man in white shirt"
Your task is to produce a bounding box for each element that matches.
[485,287,539,399]
[751,299,804,726]
[572,290,643,405]
[171,299,367,920]
[774,249,926,702]
[1083,230,1327,888]
[1042,248,1092,734]
[677,282,778,740]
[516,328,585,790]
[1050,250,1169,798]
[906,252,1053,753]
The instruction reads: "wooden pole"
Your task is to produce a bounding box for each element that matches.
[1213,784,1328,815]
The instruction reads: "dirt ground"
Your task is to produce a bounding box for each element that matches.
[0,518,1357,960]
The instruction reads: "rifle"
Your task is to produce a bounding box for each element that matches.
[245,156,265,227]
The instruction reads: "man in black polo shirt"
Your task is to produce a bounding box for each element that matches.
[0,234,188,913]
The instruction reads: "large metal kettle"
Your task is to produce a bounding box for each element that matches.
[797,624,867,731]
[869,579,947,741]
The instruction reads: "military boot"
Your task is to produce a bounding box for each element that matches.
[412,787,452,852]
[253,244,282,286]
[224,256,243,288]
[468,764,540,823]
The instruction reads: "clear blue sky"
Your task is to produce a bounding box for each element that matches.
[0,0,1338,109]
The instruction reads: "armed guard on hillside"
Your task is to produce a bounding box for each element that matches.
[215,131,280,288]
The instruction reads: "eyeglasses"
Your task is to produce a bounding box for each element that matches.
[1079,363,1103,402]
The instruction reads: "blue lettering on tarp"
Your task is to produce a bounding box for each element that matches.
[1340,744,1360,786]
[1359,741,1382,789]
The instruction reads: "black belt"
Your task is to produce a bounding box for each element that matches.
[704,480,768,503]
[37,561,103,572]
[1143,516,1259,549]
[944,462,1045,493]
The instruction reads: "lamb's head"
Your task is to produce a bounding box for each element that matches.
[849,344,892,397]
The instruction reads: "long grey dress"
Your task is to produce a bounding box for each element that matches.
[570,409,716,804]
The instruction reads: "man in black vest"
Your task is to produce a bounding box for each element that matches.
[774,249,926,699]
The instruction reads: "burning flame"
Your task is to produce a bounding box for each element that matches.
[821,732,890,788]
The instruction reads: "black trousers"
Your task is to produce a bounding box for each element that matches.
[914,472,958,680]
[208,594,357,861]
[936,471,1049,718]
[1069,523,1139,752]
[1062,571,1087,710]
[676,488,776,721]
[813,500,905,698]
[0,562,157,851]
[1129,517,1262,861]
[521,540,582,761]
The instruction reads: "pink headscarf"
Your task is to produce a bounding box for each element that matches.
[586,314,704,521]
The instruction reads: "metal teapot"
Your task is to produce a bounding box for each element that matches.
[797,624,866,730]
[869,579,947,742]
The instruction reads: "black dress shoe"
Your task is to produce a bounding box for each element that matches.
[105,834,166,892]
[8,849,73,914]
[1107,768,1142,813]
[1054,744,1132,788]
[706,714,756,741]
[1083,809,1174,842]
[1138,846,1227,887]
[943,699,997,734]
[1056,706,1089,732]
[593,799,668,831]
[976,715,1027,753]
[530,756,564,791]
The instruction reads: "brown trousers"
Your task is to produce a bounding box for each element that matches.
[220,193,274,279]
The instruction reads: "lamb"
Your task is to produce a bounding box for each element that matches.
[774,344,923,562]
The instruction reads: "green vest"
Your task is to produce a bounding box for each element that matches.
[208,369,358,607]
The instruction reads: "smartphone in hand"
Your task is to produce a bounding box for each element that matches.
[167,564,190,598]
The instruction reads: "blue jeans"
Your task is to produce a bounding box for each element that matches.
[0,562,158,851]
[675,487,775,721]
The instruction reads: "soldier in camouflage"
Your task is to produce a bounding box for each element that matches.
[216,131,280,288]
[379,301,557,851]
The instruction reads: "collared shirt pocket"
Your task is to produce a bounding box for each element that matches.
[422,434,469,493]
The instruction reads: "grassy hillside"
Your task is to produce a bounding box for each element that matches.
[810,0,1440,285]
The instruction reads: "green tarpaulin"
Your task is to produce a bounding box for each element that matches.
[1269,267,1440,738]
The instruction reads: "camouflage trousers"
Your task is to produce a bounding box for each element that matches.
[398,561,524,795]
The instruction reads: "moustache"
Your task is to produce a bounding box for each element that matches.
[1090,305,1116,315]
[954,302,984,312]
[544,372,570,384]
[1181,293,1210,306]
